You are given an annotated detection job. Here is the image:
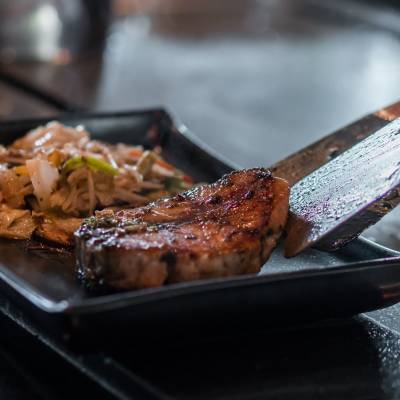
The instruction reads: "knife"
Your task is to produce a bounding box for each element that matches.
[268,100,400,257]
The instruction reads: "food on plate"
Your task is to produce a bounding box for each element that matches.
[1,122,290,290]
[76,168,289,289]
[0,122,192,244]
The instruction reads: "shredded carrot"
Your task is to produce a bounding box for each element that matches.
[13,165,28,176]
[48,150,62,167]
[155,158,175,171]
[129,148,143,158]
[183,175,193,184]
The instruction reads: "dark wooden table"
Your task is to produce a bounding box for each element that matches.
[2,1,400,398]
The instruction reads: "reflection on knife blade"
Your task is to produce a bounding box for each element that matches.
[284,115,400,257]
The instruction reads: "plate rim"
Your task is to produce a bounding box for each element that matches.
[0,109,399,316]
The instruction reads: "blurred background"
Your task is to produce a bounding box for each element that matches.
[1,3,400,399]
[1,0,400,244]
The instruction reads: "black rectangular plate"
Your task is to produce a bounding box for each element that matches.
[1,109,400,345]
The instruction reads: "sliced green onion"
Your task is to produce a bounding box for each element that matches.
[63,156,84,173]
[86,156,119,176]
[63,156,119,176]
[165,176,190,191]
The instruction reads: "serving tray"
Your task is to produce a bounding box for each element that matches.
[1,109,400,345]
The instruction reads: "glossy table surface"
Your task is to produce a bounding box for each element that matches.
[1,0,400,398]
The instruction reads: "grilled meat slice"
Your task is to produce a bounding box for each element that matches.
[75,168,289,290]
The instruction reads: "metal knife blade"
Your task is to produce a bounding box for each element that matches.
[268,100,400,257]
[285,116,400,256]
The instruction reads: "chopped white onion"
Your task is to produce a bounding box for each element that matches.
[26,159,59,210]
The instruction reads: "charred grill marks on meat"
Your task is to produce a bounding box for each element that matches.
[76,168,289,290]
